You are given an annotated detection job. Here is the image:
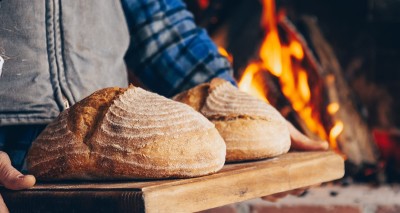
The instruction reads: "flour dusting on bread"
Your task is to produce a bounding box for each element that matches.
[27,86,226,180]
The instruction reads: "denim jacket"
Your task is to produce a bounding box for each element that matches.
[0,0,236,127]
[0,0,130,126]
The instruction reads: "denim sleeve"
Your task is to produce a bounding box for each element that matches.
[121,0,236,97]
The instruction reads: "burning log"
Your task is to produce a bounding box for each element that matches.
[299,16,380,167]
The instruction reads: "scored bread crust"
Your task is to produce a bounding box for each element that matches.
[173,78,291,162]
[27,86,226,180]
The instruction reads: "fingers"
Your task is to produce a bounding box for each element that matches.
[261,191,290,202]
[261,184,323,203]
[0,152,36,190]
[289,187,308,196]
[261,195,280,202]
[261,187,309,202]
[0,194,9,213]
[287,122,329,151]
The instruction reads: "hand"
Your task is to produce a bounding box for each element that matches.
[0,194,8,213]
[261,122,329,202]
[287,121,329,151]
[0,151,36,213]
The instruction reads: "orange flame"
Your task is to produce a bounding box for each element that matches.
[329,121,344,150]
[259,0,282,76]
[289,40,304,60]
[238,0,342,147]
[327,102,340,115]
[238,63,269,103]
[218,47,234,63]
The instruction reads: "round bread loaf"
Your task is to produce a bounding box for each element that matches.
[174,78,291,162]
[27,86,226,180]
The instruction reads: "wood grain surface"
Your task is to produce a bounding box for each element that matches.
[1,151,344,213]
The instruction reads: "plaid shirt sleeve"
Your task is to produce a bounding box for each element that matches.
[121,0,236,97]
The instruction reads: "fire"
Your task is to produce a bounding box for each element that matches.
[259,0,282,77]
[238,0,343,148]
[289,40,304,60]
[238,63,269,103]
[218,47,234,63]
[327,102,340,114]
[329,121,344,150]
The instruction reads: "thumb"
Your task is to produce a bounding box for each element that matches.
[287,122,329,151]
[0,194,9,213]
[0,151,36,190]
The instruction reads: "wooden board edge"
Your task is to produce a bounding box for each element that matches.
[1,190,146,213]
[142,152,344,213]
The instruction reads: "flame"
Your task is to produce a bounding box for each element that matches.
[238,0,338,146]
[298,69,311,103]
[289,40,304,60]
[259,0,282,76]
[327,102,340,115]
[238,63,269,103]
[218,47,234,63]
[329,121,344,150]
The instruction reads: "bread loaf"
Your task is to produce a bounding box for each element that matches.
[174,78,290,162]
[27,86,226,180]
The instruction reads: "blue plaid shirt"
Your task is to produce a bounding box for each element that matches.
[122,0,236,96]
[2,0,236,171]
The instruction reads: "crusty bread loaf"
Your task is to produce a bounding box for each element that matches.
[174,78,290,162]
[27,86,226,180]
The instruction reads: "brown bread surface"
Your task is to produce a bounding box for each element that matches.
[27,86,226,180]
[173,78,291,162]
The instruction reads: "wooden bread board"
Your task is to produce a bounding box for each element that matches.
[1,151,344,213]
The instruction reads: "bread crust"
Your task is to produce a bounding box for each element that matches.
[27,86,226,180]
[214,119,290,162]
[174,78,291,162]
[173,83,209,111]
